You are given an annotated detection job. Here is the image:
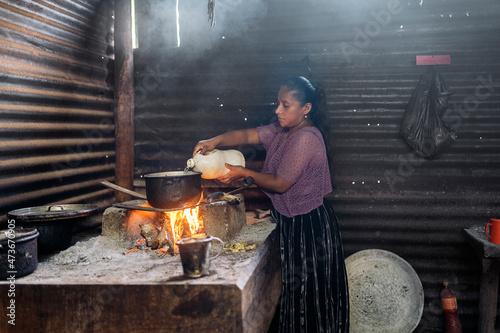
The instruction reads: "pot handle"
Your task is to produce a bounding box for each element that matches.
[227,177,254,195]
[210,237,224,261]
[242,176,254,188]
[47,205,65,212]
[485,223,492,238]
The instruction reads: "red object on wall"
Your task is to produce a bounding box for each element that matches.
[416,55,451,65]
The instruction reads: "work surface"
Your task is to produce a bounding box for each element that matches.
[464,224,500,258]
[0,214,280,333]
[14,213,276,285]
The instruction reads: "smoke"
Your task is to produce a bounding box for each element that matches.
[180,0,267,50]
[141,0,268,62]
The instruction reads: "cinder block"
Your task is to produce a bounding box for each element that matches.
[101,200,163,244]
[201,194,246,242]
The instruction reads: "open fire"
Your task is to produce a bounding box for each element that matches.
[125,198,205,255]
[103,193,248,258]
[166,204,204,240]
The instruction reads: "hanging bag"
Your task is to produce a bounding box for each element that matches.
[400,66,456,158]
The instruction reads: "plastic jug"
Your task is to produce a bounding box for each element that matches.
[186,149,245,179]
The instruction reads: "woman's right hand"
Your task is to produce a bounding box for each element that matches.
[193,128,258,157]
[192,139,218,156]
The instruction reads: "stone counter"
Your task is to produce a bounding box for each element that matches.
[0,215,280,333]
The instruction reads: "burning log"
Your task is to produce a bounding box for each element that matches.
[140,223,160,248]
[137,222,175,255]
[157,224,175,255]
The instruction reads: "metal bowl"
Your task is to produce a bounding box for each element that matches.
[345,249,424,333]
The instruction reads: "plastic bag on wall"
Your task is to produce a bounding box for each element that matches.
[400,66,456,158]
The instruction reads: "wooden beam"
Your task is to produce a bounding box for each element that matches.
[114,0,135,202]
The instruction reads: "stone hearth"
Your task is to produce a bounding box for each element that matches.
[101,196,247,244]
[0,209,280,333]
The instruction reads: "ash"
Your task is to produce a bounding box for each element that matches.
[17,214,275,285]
[50,236,139,266]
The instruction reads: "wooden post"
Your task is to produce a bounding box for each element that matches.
[114,0,135,202]
[478,258,499,333]
[464,227,500,333]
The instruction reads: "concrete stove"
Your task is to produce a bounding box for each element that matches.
[0,204,280,333]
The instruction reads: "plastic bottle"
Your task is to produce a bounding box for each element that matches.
[186,149,245,179]
[441,282,462,333]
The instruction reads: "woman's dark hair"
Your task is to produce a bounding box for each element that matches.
[280,76,333,168]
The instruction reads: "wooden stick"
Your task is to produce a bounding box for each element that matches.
[124,247,141,255]
[101,180,147,200]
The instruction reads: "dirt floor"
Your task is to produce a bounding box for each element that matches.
[16,212,276,285]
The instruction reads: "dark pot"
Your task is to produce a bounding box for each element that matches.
[144,171,202,209]
[30,221,73,252]
[0,228,39,279]
[8,204,99,253]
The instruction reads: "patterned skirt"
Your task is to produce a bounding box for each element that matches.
[271,198,349,333]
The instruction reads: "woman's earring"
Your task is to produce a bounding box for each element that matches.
[304,114,308,119]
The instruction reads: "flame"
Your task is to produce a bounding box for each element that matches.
[123,195,204,251]
[163,197,204,243]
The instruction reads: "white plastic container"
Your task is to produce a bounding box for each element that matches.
[186,149,245,179]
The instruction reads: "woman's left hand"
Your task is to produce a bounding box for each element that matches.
[217,164,247,184]
[219,163,292,193]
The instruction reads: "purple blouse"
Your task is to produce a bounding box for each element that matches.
[256,122,333,217]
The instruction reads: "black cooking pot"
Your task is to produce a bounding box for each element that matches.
[8,204,99,253]
[0,228,39,279]
[144,171,202,209]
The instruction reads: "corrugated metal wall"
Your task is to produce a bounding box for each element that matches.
[134,0,500,331]
[0,0,115,224]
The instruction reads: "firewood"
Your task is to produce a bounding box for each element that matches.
[255,209,271,219]
[157,225,175,255]
[124,247,141,255]
[165,214,183,244]
[140,223,160,249]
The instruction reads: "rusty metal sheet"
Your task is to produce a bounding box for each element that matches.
[0,0,115,223]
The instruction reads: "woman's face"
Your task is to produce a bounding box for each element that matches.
[275,87,311,128]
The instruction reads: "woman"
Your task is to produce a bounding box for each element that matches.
[193,76,349,332]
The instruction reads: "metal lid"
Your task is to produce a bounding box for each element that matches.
[8,204,99,222]
[144,171,201,178]
[0,228,39,245]
[345,249,424,333]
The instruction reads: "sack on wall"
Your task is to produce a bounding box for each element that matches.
[400,66,456,158]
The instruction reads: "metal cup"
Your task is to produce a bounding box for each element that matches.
[176,236,223,278]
